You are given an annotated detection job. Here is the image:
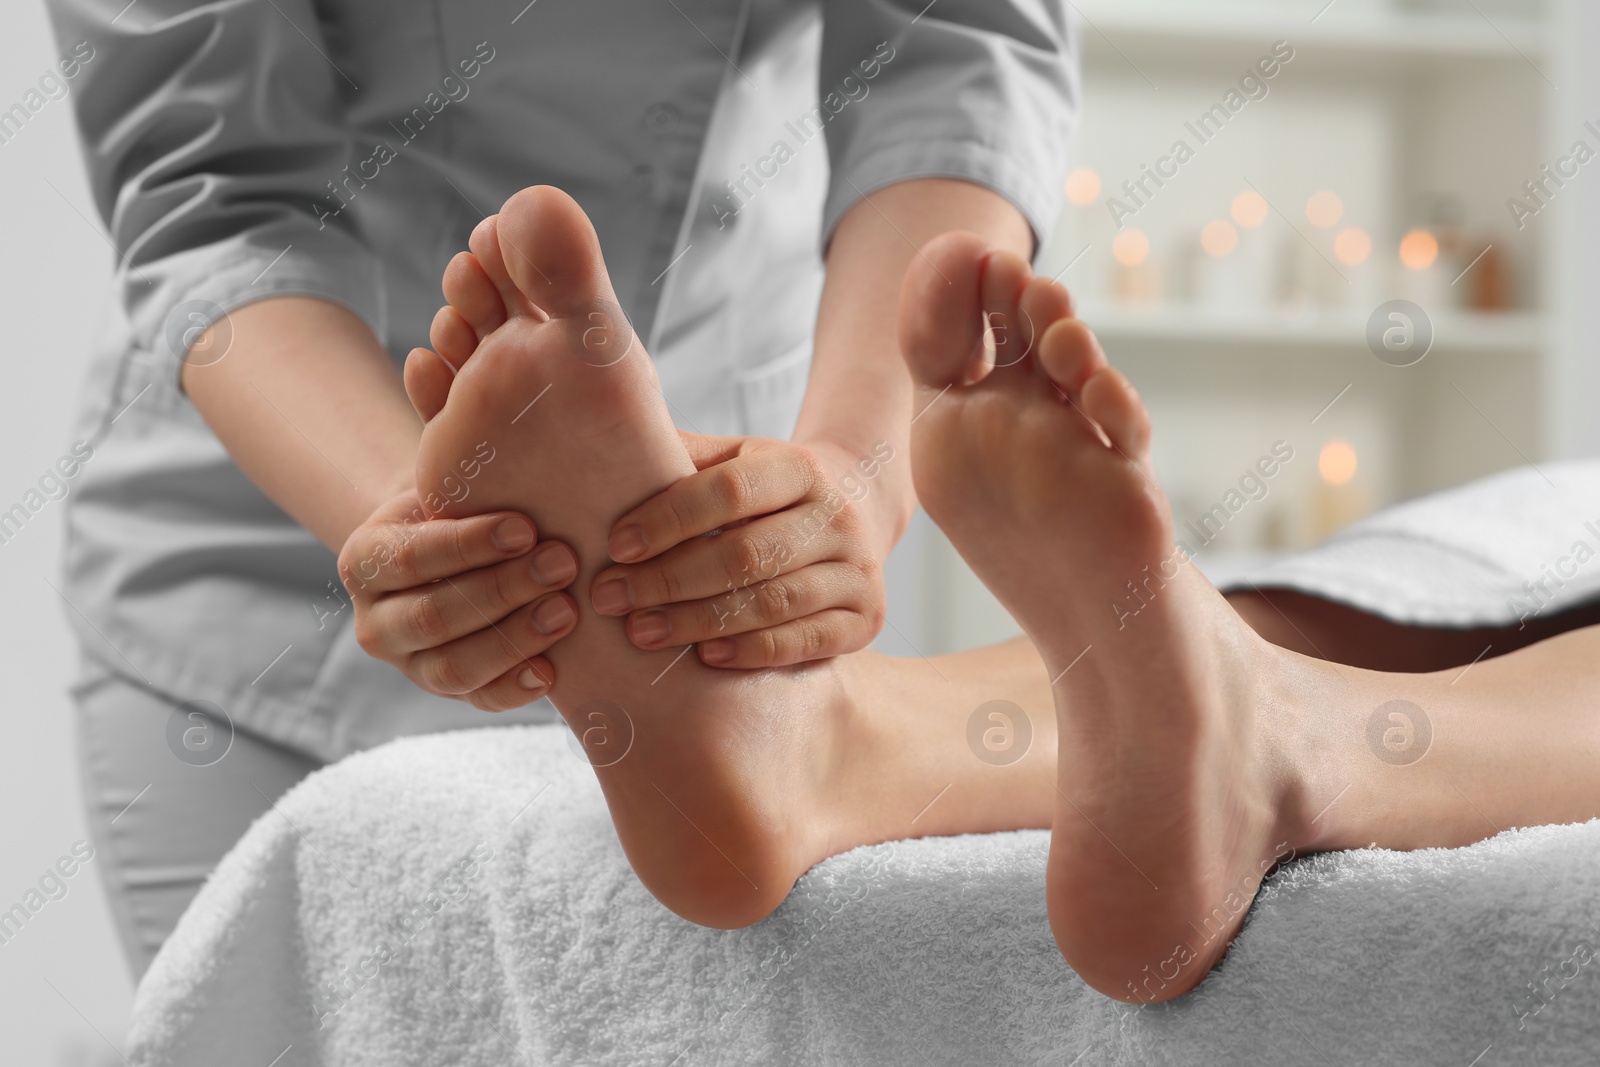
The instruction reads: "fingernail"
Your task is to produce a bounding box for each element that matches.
[700,639,735,665]
[493,518,535,553]
[531,544,577,586]
[592,579,632,615]
[532,597,575,635]
[609,525,648,563]
[517,666,549,691]
[630,610,670,647]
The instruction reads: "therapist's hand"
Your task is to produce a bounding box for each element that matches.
[589,433,892,668]
[339,490,580,711]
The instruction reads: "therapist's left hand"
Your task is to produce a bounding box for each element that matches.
[589,432,894,668]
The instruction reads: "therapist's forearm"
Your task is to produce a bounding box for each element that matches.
[180,296,421,552]
[796,177,1034,553]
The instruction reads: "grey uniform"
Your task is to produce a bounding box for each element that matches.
[47,0,1077,973]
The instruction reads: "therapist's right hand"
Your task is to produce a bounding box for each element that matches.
[339,490,580,711]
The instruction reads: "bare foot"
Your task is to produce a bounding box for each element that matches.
[403,187,836,926]
[404,188,1059,928]
[900,233,1325,1002]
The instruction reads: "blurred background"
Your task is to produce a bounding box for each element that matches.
[3,0,1597,1061]
[882,0,1600,658]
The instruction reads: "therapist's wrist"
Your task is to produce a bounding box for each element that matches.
[798,435,913,562]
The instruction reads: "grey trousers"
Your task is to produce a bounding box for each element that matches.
[74,661,320,979]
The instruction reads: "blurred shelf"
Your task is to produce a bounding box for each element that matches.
[1078,305,1544,353]
[1074,1,1547,69]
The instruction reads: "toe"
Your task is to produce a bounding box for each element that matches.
[408,307,475,421]
[467,216,539,320]
[442,250,509,339]
[494,186,621,319]
[898,231,990,388]
[404,347,455,422]
[1018,276,1076,347]
[981,249,1034,372]
[429,305,477,371]
[1037,318,1109,400]
[1081,366,1151,458]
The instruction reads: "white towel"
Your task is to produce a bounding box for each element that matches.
[127,463,1600,1065]
[1223,460,1600,627]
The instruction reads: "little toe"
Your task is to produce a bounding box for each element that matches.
[442,250,509,339]
[1081,366,1151,458]
[980,249,1034,373]
[404,347,455,422]
[1038,317,1109,400]
[898,230,991,389]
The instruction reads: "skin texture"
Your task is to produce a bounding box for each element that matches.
[411,190,1600,1004]
[181,179,1032,706]
[581,178,1035,669]
[901,231,1600,1003]
[192,185,1600,1003]
[406,186,1060,927]
[180,296,578,709]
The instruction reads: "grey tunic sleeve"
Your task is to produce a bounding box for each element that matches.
[817,0,1078,251]
[48,0,384,383]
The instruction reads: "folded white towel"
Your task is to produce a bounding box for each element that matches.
[1225,460,1600,627]
[127,463,1600,1065]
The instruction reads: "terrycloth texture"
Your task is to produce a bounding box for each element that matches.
[127,462,1600,1065]
[1223,460,1600,627]
[126,728,1600,1066]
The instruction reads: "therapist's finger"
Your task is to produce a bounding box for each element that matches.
[675,430,747,471]
[592,509,844,617]
[406,593,576,696]
[464,656,556,713]
[698,609,876,670]
[339,511,539,595]
[362,543,579,657]
[604,447,822,564]
[617,563,875,653]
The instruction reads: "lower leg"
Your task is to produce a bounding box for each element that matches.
[1228,587,1600,672]
[1296,623,1600,854]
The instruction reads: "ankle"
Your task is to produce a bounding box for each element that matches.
[1259,646,1366,855]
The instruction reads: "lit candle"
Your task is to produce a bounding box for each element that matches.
[1311,438,1372,541]
[1112,228,1156,304]
[1397,227,1448,308]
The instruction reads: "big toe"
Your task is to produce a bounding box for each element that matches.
[496,186,619,320]
[899,231,990,389]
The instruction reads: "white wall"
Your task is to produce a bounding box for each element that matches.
[0,4,134,1063]
[1548,0,1600,460]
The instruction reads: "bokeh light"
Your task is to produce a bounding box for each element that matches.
[1334,227,1372,266]
[1399,228,1440,271]
[1319,439,1359,486]
[1065,167,1102,206]
[1231,190,1270,229]
[1306,191,1344,229]
[1201,220,1239,257]
[1112,229,1150,267]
